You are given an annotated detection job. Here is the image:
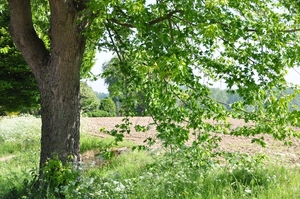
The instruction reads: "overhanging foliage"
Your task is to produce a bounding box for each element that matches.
[98,0,300,148]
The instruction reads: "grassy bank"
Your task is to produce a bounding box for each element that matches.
[0,116,300,198]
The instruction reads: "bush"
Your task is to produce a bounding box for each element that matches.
[99,97,116,116]
[80,82,100,114]
[86,110,113,117]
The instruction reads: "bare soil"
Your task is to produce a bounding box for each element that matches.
[81,117,300,166]
[0,155,15,162]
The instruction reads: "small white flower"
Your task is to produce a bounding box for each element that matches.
[244,188,252,194]
[103,182,110,186]
[89,178,94,184]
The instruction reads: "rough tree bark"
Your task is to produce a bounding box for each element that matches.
[8,0,85,167]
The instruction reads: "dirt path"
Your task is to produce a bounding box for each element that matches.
[81,117,300,166]
[0,155,15,162]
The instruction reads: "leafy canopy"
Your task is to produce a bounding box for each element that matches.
[97,0,300,147]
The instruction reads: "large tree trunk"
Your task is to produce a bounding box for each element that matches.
[8,0,86,168]
[38,56,82,167]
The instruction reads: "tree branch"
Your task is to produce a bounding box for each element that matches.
[106,21,127,63]
[246,28,257,32]
[148,10,183,25]
[115,6,128,17]
[168,18,174,44]
[107,18,135,28]
[74,0,89,12]
[282,28,300,33]
[173,16,197,26]
[76,1,96,31]
[246,28,300,33]
[8,0,49,73]
[105,23,124,65]
[171,18,181,32]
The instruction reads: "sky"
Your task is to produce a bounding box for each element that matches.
[87,52,113,93]
[87,51,300,94]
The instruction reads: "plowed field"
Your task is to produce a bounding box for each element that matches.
[81,117,300,166]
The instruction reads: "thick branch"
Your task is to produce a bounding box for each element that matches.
[49,0,77,43]
[8,0,49,72]
[49,0,86,65]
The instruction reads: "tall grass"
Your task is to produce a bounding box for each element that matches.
[59,150,300,199]
[0,115,41,197]
[202,164,300,199]
[0,115,41,155]
[1,116,300,199]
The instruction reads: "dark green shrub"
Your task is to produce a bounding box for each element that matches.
[86,110,112,117]
[80,82,100,113]
[99,97,116,116]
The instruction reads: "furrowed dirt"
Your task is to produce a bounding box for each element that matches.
[81,117,300,166]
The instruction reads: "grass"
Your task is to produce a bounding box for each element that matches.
[1,116,300,198]
[204,165,300,199]
[81,134,135,153]
[0,115,41,155]
[0,116,40,197]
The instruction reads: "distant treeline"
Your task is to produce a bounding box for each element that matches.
[96,92,109,100]
[209,87,300,110]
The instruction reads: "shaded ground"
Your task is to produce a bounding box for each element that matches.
[82,117,300,166]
